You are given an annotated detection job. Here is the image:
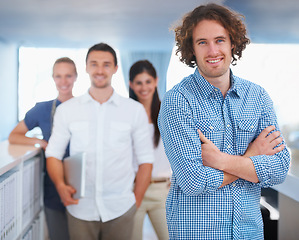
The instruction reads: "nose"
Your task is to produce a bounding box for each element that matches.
[140,83,146,91]
[96,66,104,74]
[60,76,68,85]
[207,42,219,56]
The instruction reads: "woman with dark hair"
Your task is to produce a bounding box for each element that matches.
[129,60,171,240]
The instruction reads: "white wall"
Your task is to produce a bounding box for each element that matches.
[0,41,18,140]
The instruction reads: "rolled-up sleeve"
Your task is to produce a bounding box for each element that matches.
[158,90,223,196]
[132,103,155,165]
[45,105,71,160]
[250,90,290,187]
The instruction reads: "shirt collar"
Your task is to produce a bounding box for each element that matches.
[193,69,217,99]
[228,71,242,98]
[80,89,121,106]
[194,68,242,99]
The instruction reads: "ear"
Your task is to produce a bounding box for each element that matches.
[113,65,118,74]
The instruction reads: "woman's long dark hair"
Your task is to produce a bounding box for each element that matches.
[129,60,161,147]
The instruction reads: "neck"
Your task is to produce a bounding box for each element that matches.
[89,86,114,104]
[203,70,231,97]
[57,93,73,103]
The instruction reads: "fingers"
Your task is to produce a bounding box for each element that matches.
[68,185,77,194]
[273,144,285,154]
[63,191,79,206]
[258,125,276,139]
[197,129,209,143]
[59,184,79,206]
[63,197,79,206]
[269,137,283,148]
[259,125,283,146]
[266,130,281,143]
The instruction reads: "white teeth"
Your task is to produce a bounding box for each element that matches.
[208,59,221,63]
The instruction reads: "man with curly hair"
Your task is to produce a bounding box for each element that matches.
[158,3,290,239]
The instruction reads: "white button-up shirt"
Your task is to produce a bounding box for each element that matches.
[46,91,154,222]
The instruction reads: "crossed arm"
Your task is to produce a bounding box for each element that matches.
[198,125,285,187]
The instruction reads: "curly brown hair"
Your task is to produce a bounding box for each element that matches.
[173,3,250,67]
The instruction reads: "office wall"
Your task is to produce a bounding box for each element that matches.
[0,41,18,141]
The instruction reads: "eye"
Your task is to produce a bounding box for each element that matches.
[198,41,206,45]
[217,39,225,43]
[104,62,112,68]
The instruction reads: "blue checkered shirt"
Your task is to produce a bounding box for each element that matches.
[158,69,290,240]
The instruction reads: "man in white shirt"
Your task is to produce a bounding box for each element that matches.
[46,43,154,240]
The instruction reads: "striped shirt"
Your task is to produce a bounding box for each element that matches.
[158,68,290,240]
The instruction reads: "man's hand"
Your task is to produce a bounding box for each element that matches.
[198,125,285,184]
[197,130,224,170]
[244,125,285,157]
[198,130,239,186]
[56,182,79,206]
[134,163,152,208]
[47,157,79,206]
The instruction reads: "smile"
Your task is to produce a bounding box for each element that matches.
[207,58,221,64]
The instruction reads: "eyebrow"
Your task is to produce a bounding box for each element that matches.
[194,35,227,43]
[88,60,113,65]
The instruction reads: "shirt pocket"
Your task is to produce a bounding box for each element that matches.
[198,118,224,143]
[236,118,258,154]
[69,121,89,151]
[109,121,131,147]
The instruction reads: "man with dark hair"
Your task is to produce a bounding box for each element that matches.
[158,4,290,239]
[46,43,153,240]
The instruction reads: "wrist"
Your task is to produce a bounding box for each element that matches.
[56,180,67,191]
[219,152,230,172]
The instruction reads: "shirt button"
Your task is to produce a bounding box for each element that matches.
[209,126,214,130]
[232,183,236,187]
[250,125,254,129]
[227,145,231,149]
[227,124,230,128]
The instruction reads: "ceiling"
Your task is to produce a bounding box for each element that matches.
[0,0,299,51]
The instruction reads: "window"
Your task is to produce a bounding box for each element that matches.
[18,47,128,120]
[19,44,299,156]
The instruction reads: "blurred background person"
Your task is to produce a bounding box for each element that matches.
[46,43,153,240]
[9,57,77,240]
[129,60,171,240]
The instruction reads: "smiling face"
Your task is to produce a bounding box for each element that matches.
[129,72,157,103]
[192,19,233,83]
[86,50,118,89]
[53,62,77,96]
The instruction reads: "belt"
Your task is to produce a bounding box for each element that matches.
[150,178,170,184]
